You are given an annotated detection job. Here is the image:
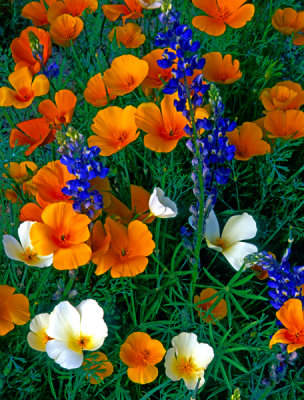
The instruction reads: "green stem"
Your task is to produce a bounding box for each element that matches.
[62,275,76,299]
[70,41,87,73]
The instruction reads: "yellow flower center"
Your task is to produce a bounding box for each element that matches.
[21,247,39,262]
[215,237,228,249]
[77,336,90,348]
[136,350,150,365]
[176,357,199,377]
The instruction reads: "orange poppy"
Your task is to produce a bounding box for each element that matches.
[103,184,155,224]
[194,288,227,324]
[10,117,55,156]
[88,105,139,156]
[19,195,48,223]
[202,52,242,84]
[21,0,56,26]
[102,0,143,24]
[93,217,155,278]
[102,54,149,96]
[5,189,19,204]
[264,110,304,140]
[4,161,38,183]
[226,122,270,161]
[141,49,174,89]
[32,160,75,205]
[82,352,114,384]
[250,264,269,280]
[192,0,255,36]
[38,89,77,127]
[50,14,84,47]
[30,202,92,270]
[108,23,145,48]
[84,73,117,107]
[10,27,52,74]
[270,298,304,353]
[135,94,189,153]
[272,8,304,38]
[47,0,98,23]
[293,31,304,46]
[260,81,304,111]
[0,67,49,109]
[0,285,30,336]
[119,332,166,384]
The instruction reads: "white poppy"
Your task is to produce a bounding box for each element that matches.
[3,221,53,267]
[27,313,51,352]
[204,210,258,271]
[164,332,214,390]
[149,187,178,218]
[138,0,163,9]
[45,300,108,369]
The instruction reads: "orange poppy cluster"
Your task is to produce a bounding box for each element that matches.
[259,81,304,140]
[272,8,304,46]
[22,0,98,46]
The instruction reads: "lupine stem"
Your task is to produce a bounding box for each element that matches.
[183,73,205,282]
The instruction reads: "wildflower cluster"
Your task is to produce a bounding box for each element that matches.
[245,248,304,310]
[60,146,109,218]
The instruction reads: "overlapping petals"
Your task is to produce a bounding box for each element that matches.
[192,0,255,36]
[103,55,148,96]
[89,105,139,155]
[135,94,189,152]
[84,73,117,107]
[50,14,84,47]
[108,23,145,48]
[120,332,165,384]
[30,202,92,270]
[226,122,270,161]
[194,288,227,323]
[0,285,30,336]
[202,52,242,84]
[0,67,49,109]
[93,217,155,278]
[264,110,304,140]
[205,210,258,271]
[10,117,55,155]
[270,299,304,353]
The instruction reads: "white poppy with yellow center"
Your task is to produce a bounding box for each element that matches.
[165,332,214,390]
[204,210,258,271]
[45,300,108,370]
[3,221,53,267]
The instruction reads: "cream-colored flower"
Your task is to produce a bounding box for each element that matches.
[149,187,178,218]
[3,221,53,267]
[138,0,163,9]
[45,300,108,369]
[204,210,258,271]
[27,313,51,352]
[164,332,214,390]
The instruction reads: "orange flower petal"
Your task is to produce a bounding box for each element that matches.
[53,243,92,270]
[276,298,304,333]
[192,15,226,36]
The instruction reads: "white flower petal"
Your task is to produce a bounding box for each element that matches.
[47,301,80,342]
[204,210,220,246]
[45,340,83,369]
[29,254,53,268]
[221,213,257,245]
[171,332,198,358]
[183,373,204,391]
[77,299,108,351]
[30,313,50,333]
[18,221,35,251]
[223,242,258,271]
[3,235,24,261]
[164,348,181,382]
[149,187,178,218]
[192,343,214,369]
